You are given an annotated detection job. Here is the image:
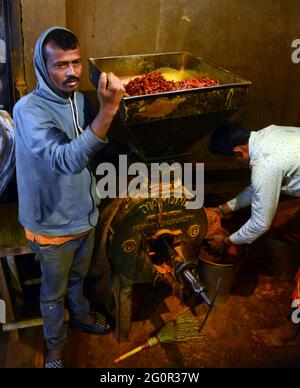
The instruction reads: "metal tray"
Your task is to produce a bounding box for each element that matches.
[88,52,251,126]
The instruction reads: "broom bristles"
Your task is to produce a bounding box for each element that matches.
[158,310,203,343]
[112,310,203,364]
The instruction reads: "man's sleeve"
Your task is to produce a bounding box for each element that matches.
[14,104,108,175]
[0,111,15,196]
[226,185,253,211]
[229,161,284,245]
[0,123,7,162]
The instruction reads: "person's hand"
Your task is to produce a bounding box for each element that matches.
[205,234,233,256]
[206,234,226,251]
[217,203,234,219]
[98,72,125,116]
[90,73,125,141]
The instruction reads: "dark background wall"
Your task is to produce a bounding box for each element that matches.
[20,0,300,134]
[182,0,300,130]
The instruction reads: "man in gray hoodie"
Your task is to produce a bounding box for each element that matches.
[13,27,125,368]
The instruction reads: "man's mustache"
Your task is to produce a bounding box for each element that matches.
[63,76,80,86]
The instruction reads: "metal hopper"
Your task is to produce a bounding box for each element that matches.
[88,52,251,161]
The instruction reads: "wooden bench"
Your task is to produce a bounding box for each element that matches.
[0,202,36,341]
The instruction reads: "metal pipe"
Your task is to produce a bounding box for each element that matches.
[181,268,211,306]
[2,310,69,331]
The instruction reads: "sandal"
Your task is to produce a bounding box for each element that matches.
[69,311,112,335]
[44,359,67,368]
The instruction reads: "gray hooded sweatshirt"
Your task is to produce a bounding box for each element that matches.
[13,26,108,235]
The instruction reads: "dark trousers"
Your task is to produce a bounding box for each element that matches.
[29,229,95,350]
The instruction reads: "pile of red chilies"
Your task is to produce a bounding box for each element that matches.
[125,71,219,96]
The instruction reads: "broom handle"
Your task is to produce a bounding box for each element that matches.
[112,337,160,365]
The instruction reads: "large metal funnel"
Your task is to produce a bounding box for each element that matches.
[89,52,251,161]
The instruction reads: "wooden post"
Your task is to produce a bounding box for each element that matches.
[0,258,19,341]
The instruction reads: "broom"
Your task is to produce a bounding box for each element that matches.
[112,310,203,365]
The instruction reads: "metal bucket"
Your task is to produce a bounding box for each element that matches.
[198,257,242,304]
[264,237,299,281]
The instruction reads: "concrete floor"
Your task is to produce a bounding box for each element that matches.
[67,276,299,368]
[2,239,300,368]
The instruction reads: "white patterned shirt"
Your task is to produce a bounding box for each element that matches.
[227,125,300,245]
[0,110,15,196]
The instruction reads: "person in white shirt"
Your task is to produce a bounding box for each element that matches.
[207,120,300,346]
[0,110,15,198]
[0,38,6,64]
[0,16,6,64]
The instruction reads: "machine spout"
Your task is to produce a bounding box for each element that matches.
[180,267,211,306]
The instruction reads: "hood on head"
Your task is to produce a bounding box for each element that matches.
[34,26,76,101]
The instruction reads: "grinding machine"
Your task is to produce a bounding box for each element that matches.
[88,52,251,341]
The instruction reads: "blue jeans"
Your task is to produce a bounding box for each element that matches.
[29,229,95,350]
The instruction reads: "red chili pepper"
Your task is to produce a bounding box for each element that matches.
[125,71,219,96]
